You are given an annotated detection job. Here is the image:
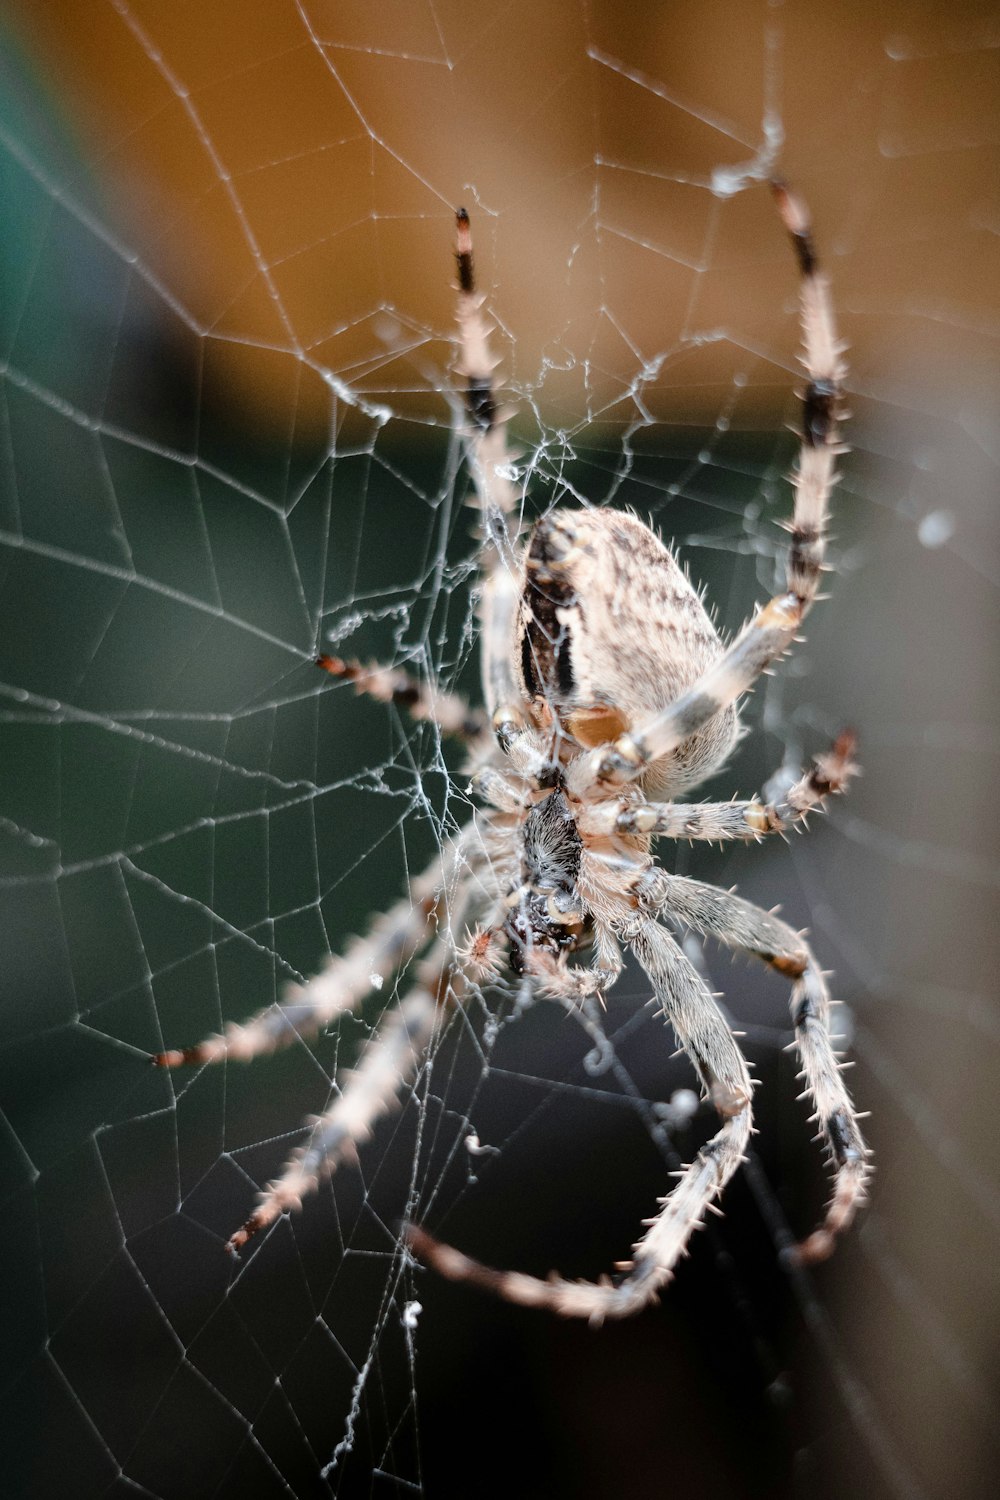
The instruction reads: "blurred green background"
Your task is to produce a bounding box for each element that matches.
[2,4,998,1498]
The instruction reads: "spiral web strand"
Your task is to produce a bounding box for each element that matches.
[1,4,998,1497]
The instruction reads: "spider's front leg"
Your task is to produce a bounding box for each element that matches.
[152,827,487,1251]
[227,946,461,1252]
[151,838,468,1068]
[654,870,871,1260]
[406,921,753,1321]
[222,827,495,1250]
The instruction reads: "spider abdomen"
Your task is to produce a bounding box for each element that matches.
[517,508,739,795]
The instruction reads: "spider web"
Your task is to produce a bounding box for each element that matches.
[2,3,998,1497]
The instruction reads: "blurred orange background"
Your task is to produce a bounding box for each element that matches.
[5,4,999,1498]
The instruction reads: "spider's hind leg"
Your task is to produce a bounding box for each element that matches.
[316,655,488,746]
[453,209,530,753]
[576,182,847,794]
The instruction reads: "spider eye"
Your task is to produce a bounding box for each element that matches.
[536,760,562,789]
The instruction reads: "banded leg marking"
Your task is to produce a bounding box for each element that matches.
[406,922,753,1321]
[454,209,526,746]
[655,870,871,1261]
[579,731,858,841]
[317,655,488,744]
[578,184,846,793]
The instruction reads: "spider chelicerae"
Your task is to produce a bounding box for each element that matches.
[155,184,871,1321]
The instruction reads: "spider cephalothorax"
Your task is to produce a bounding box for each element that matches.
[502,786,588,974]
[154,187,870,1320]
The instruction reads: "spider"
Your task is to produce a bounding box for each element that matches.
[154,184,871,1321]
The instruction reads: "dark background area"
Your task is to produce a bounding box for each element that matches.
[2,4,998,1498]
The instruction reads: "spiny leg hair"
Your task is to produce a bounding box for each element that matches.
[579,730,858,841]
[454,209,533,753]
[406,922,753,1321]
[652,870,871,1260]
[227,951,459,1252]
[156,811,494,1252]
[151,839,470,1070]
[572,181,846,795]
[317,654,488,745]
[154,185,867,1300]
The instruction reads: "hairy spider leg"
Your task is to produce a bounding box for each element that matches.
[407,921,754,1321]
[151,836,473,1068]
[454,209,530,751]
[404,186,866,1318]
[216,803,505,1247]
[578,731,858,841]
[655,871,871,1261]
[227,947,463,1251]
[223,816,509,1249]
[572,182,846,795]
[206,213,541,1249]
[316,655,488,745]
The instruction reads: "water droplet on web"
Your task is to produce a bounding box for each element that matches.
[669,1089,700,1124]
[402,1301,422,1330]
[917,510,955,548]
